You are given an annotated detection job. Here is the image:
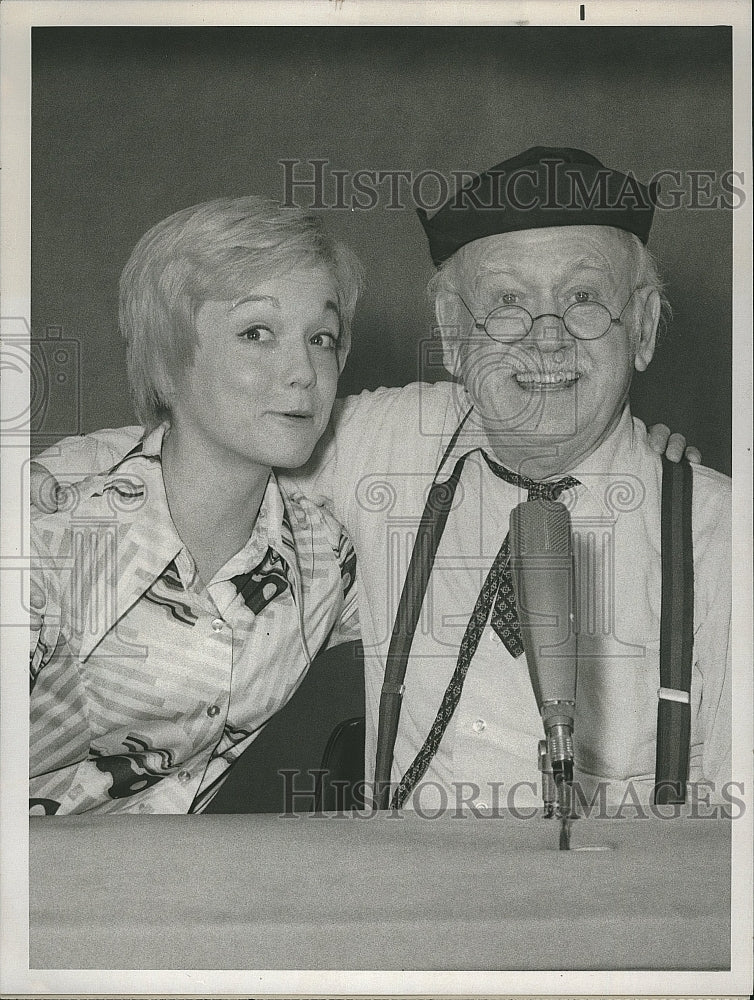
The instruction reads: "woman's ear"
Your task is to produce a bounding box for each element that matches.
[336,337,351,373]
[633,288,660,372]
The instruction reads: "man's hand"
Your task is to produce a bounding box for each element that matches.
[648,424,702,464]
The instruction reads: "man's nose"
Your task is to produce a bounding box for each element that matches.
[529,312,569,350]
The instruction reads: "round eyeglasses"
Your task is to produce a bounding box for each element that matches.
[456,288,639,343]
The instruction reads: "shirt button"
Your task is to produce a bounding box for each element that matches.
[177,770,192,783]
[478,802,490,812]
[489,629,502,643]
[207,704,220,718]
[472,718,487,733]
[211,618,224,632]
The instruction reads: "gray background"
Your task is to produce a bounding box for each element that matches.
[33,25,732,471]
[31,26,733,810]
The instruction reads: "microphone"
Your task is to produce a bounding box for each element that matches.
[509,499,577,843]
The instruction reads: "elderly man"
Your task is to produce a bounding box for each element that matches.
[32,147,728,814]
[294,147,730,814]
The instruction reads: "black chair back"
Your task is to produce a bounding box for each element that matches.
[315,716,366,811]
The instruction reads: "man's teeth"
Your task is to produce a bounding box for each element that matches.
[515,371,579,384]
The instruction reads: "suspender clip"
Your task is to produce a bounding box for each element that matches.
[381,682,406,697]
[658,686,690,705]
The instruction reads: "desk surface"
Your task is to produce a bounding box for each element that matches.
[30,811,730,971]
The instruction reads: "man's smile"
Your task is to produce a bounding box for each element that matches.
[514,369,581,390]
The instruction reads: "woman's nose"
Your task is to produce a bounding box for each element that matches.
[286,343,317,388]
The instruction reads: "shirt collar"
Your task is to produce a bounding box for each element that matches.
[564,405,644,518]
[78,423,304,660]
[129,423,301,580]
[76,424,180,661]
[434,383,493,484]
[210,471,301,593]
[435,384,639,514]
[103,422,183,574]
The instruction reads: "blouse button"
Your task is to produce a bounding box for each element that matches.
[471,718,487,733]
[207,704,220,718]
[177,770,192,783]
[211,618,224,632]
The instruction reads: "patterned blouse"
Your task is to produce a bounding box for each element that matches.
[30,425,358,815]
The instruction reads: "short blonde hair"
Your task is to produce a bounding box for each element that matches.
[120,196,363,429]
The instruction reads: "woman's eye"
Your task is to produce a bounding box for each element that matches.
[310,331,339,350]
[239,325,274,342]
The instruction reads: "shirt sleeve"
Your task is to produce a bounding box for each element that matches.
[30,535,56,692]
[29,521,94,813]
[31,426,143,512]
[699,611,732,794]
[695,563,732,794]
[691,469,733,794]
[283,387,419,527]
[325,526,361,648]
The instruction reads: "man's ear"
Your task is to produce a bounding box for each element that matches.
[633,288,660,372]
[435,292,465,377]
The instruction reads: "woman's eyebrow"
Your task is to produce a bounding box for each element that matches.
[230,294,280,311]
[228,297,340,318]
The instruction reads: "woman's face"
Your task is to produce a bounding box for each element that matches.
[170,266,342,471]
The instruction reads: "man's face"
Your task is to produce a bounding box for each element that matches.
[445,226,657,470]
[170,266,341,472]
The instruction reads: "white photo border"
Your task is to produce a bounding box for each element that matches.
[1,1,751,996]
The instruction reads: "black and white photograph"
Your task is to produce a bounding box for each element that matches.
[0,1,751,996]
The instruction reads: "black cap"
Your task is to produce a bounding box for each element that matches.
[417,146,657,266]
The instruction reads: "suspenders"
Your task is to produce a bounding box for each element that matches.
[654,455,695,804]
[373,448,696,809]
[373,418,471,810]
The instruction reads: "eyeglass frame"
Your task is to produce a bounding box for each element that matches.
[454,286,641,343]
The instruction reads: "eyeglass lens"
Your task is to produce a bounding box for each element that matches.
[485,302,613,342]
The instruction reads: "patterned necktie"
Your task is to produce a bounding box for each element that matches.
[484,455,580,657]
[391,456,579,808]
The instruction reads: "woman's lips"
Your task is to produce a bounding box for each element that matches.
[269,410,315,421]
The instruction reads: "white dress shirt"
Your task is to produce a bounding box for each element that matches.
[292,381,731,811]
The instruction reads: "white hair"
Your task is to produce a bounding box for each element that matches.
[427,227,672,338]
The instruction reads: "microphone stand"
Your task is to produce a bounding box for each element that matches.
[539,705,575,850]
[509,498,577,851]
[537,740,556,818]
